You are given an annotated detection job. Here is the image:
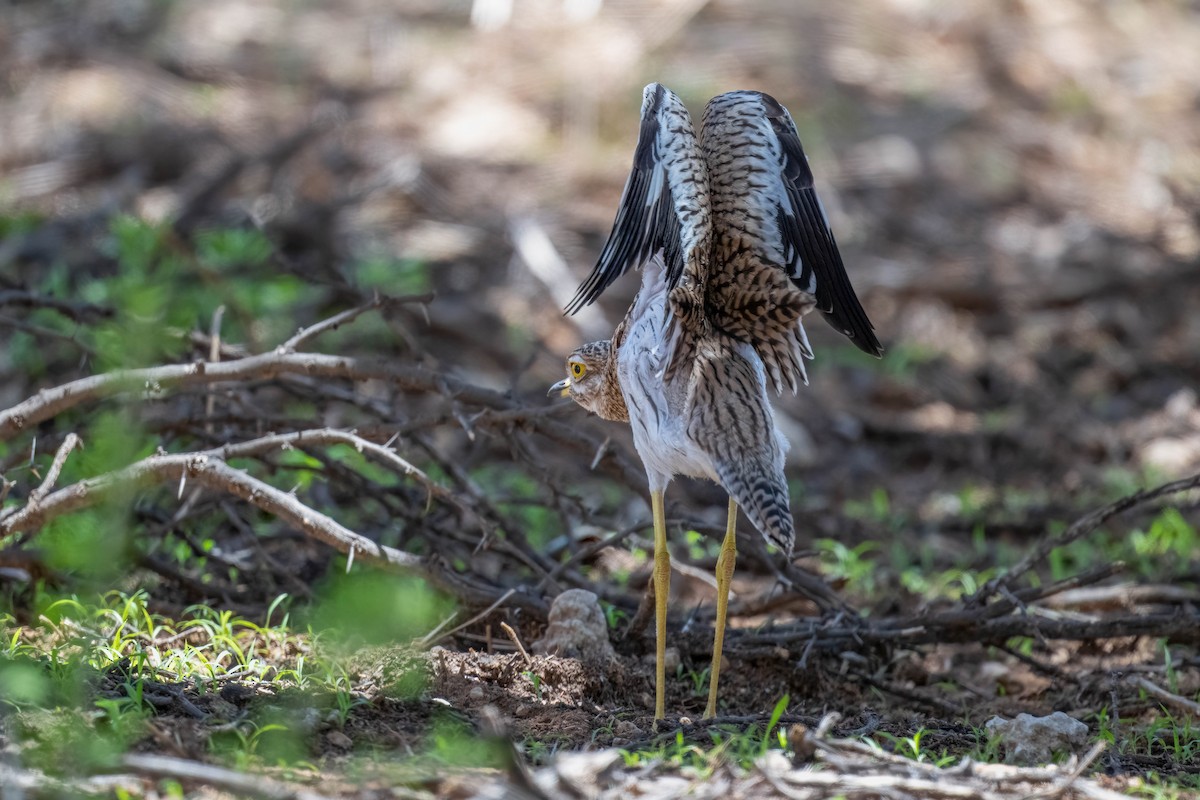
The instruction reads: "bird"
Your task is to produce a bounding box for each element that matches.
[549,83,882,721]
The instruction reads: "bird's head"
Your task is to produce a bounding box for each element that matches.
[548,341,627,421]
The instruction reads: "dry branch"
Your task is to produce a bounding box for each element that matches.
[0,428,550,615]
[0,448,424,572]
[119,753,339,800]
[28,432,80,503]
[1126,675,1200,717]
[968,471,1200,607]
[522,712,1129,800]
[730,609,1200,656]
[0,351,515,442]
[278,292,434,353]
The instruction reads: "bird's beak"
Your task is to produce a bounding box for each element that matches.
[548,378,571,398]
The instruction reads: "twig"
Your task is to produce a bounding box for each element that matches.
[532,709,1134,800]
[0,351,516,442]
[0,429,548,615]
[500,621,533,667]
[1040,582,1200,610]
[1127,675,1200,717]
[772,768,1006,800]
[969,471,1200,607]
[0,450,425,574]
[728,608,1200,653]
[278,293,434,353]
[119,753,338,800]
[1005,563,1126,610]
[420,588,513,647]
[205,304,225,434]
[28,433,81,503]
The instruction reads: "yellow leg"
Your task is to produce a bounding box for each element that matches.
[651,490,670,721]
[704,497,738,719]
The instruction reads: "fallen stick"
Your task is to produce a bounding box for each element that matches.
[1127,675,1200,717]
[968,471,1200,608]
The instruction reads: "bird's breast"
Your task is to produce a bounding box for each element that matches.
[616,301,716,485]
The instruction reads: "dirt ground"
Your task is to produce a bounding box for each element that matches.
[3,0,1200,796]
[90,625,1200,793]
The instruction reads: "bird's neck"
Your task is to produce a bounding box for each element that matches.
[597,342,629,423]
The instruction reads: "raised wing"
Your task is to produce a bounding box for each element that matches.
[761,94,883,357]
[565,83,711,315]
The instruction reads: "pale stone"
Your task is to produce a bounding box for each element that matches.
[532,589,617,665]
[985,711,1089,764]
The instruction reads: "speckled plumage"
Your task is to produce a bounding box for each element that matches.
[551,83,881,719]
[558,83,880,553]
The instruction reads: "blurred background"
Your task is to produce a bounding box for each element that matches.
[3,0,1200,594]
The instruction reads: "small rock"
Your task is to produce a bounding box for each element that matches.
[514,703,534,718]
[985,712,1089,764]
[535,592,619,666]
[219,684,256,705]
[532,589,617,664]
[613,720,642,738]
[468,685,485,702]
[325,730,353,750]
[643,647,681,672]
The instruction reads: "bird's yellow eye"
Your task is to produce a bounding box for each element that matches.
[570,361,586,379]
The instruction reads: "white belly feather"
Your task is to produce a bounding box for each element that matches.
[616,257,788,493]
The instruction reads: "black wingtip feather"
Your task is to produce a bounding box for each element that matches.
[564,83,687,316]
[763,96,883,358]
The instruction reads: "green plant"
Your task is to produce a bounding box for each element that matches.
[94,686,151,733]
[677,664,710,698]
[962,725,1005,764]
[211,722,295,770]
[760,695,789,754]
[600,601,628,630]
[523,670,544,702]
[684,529,714,560]
[816,538,878,594]
[620,695,792,774]
[874,727,956,766]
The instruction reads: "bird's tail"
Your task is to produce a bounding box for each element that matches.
[714,457,795,555]
[685,338,796,554]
